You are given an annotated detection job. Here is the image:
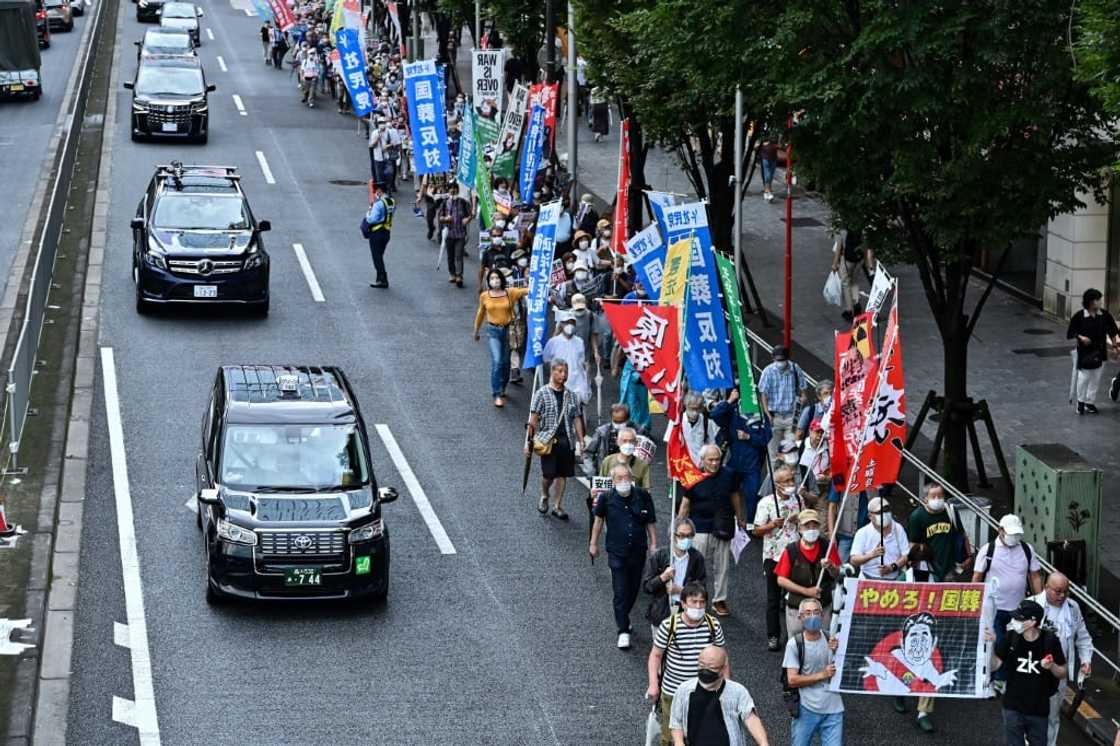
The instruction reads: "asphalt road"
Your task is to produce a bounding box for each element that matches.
[51,2,1092,745]
[0,2,91,283]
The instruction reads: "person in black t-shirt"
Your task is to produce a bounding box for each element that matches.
[989,599,1067,746]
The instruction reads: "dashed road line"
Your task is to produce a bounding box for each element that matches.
[292,243,325,302]
[254,150,274,184]
[374,424,456,555]
[232,94,247,116]
[205,27,214,41]
[216,55,227,72]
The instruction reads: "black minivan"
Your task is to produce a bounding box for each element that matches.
[124,56,213,142]
[195,366,398,604]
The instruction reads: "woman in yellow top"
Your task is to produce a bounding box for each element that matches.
[474,269,530,407]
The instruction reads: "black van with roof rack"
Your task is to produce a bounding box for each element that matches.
[196,365,398,604]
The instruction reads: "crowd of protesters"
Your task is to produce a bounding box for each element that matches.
[247,9,1103,743]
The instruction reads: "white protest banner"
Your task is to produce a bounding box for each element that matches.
[634,435,656,464]
[471,49,504,155]
[491,82,529,180]
[865,262,894,319]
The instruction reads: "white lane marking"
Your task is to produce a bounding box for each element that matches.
[374,424,456,555]
[185,495,196,514]
[292,243,325,302]
[254,150,274,184]
[101,348,161,745]
[243,7,252,14]
[232,94,247,116]
[113,622,130,649]
[205,27,214,41]
[216,55,227,72]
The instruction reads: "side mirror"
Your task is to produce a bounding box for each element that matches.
[196,8,203,16]
[205,83,216,92]
[134,40,141,46]
[257,219,271,232]
[377,486,398,504]
[130,216,144,229]
[197,488,220,505]
[123,81,134,89]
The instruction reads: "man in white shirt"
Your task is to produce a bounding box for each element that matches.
[670,645,770,746]
[850,497,911,580]
[972,513,1042,691]
[681,392,721,467]
[1031,572,1093,746]
[753,466,802,651]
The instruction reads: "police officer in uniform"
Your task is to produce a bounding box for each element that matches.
[366,182,395,288]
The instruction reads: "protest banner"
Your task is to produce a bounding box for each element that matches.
[830,314,878,486]
[623,224,667,299]
[549,259,566,288]
[527,82,559,157]
[590,476,613,503]
[523,201,562,369]
[403,60,451,176]
[865,261,894,319]
[714,252,760,415]
[661,203,734,390]
[603,304,681,420]
[645,190,675,238]
[472,49,503,156]
[519,104,546,207]
[611,119,631,254]
[249,0,272,21]
[849,299,906,492]
[456,108,477,190]
[386,2,406,58]
[334,29,372,117]
[491,83,529,180]
[832,578,989,698]
[659,236,691,309]
[635,435,656,464]
[266,0,294,31]
[473,118,495,229]
[667,422,707,488]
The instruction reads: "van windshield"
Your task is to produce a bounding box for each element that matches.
[220,424,369,491]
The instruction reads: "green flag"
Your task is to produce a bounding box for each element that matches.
[473,118,495,230]
[714,253,759,415]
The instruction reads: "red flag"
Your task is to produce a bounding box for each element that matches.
[527,83,560,152]
[849,304,907,492]
[602,302,681,419]
[830,313,878,486]
[611,119,631,255]
[267,0,295,31]
[667,421,708,488]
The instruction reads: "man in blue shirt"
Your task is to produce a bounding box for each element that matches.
[710,389,772,526]
[590,462,657,650]
[365,182,395,288]
[756,346,807,458]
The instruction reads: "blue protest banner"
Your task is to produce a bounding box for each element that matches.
[403,59,452,176]
[334,29,373,117]
[645,190,676,238]
[456,108,477,190]
[250,0,272,20]
[523,200,562,369]
[624,223,667,301]
[519,104,546,207]
[662,202,734,389]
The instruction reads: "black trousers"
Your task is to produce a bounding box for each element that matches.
[609,553,645,634]
[367,232,390,283]
[763,558,781,638]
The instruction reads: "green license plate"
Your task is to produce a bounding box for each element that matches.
[284,567,321,586]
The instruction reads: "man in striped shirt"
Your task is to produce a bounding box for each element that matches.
[647,583,728,746]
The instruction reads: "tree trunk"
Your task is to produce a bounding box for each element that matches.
[940,310,971,491]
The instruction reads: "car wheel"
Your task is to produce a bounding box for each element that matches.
[31,88,41,101]
[251,297,269,317]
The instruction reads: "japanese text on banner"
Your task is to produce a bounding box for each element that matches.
[602,303,681,420]
[624,225,667,300]
[519,105,546,207]
[523,201,562,369]
[456,108,477,190]
[334,29,372,117]
[491,83,528,180]
[403,60,451,176]
[713,253,759,415]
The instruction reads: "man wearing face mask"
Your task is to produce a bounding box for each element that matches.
[643,518,707,635]
[565,294,601,373]
[552,261,607,311]
[1029,572,1093,746]
[776,510,841,637]
[710,388,773,525]
[590,463,657,650]
[599,427,651,489]
[543,318,592,403]
[586,403,644,469]
[973,514,1042,693]
[681,392,722,468]
[647,583,727,746]
[678,445,746,618]
[851,497,911,580]
[438,181,473,287]
[756,346,808,459]
[988,599,1067,746]
[783,597,844,746]
[754,467,803,651]
[670,645,770,746]
[478,227,512,290]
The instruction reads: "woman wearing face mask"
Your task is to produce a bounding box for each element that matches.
[754,466,804,651]
[572,230,596,269]
[473,270,529,407]
[478,228,511,290]
[850,497,911,581]
[542,316,592,404]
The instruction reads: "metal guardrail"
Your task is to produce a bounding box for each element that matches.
[5,0,106,471]
[741,325,1120,676]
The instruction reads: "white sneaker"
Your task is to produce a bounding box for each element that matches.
[617,632,631,650]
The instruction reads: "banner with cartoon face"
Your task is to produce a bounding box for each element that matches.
[832,578,989,698]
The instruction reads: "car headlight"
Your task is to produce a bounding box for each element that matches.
[144,238,167,269]
[132,100,149,112]
[243,250,264,269]
[138,0,148,6]
[190,99,207,112]
[217,518,257,546]
[348,519,382,543]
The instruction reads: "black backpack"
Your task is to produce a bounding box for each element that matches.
[977,540,1033,583]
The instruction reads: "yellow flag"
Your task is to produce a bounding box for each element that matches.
[659,236,692,307]
[329,0,346,35]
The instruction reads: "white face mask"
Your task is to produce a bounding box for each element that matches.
[872,512,892,528]
[488,278,502,289]
[574,270,589,281]
[782,453,798,465]
[1007,619,1027,634]
[927,498,946,512]
[776,360,789,370]
[619,442,636,456]
[562,324,575,337]
[564,262,576,272]
[517,258,529,268]
[686,410,700,423]
[495,220,506,229]
[1003,533,1021,547]
[684,606,705,622]
[579,240,590,249]
[801,528,820,543]
[615,480,632,496]
[782,485,796,496]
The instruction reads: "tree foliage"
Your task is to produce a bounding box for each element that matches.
[774,0,1119,484]
[1077,0,1120,120]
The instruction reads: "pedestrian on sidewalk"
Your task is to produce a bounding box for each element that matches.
[643,518,706,634]
[972,514,1043,693]
[759,136,779,203]
[474,269,529,407]
[678,445,746,618]
[670,645,770,746]
[711,388,773,524]
[526,361,586,519]
[590,85,610,142]
[1067,288,1119,414]
[439,181,472,287]
[988,599,1067,746]
[647,583,726,746]
[830,229,873,322]
[783,597,844,746]
[599,426,651,490]
[757,346,808,460]
[364,182,394,288]
[754,466,803,651]
[1030,572,1093,746]
[590,462,658,650]
[776,510,841,637]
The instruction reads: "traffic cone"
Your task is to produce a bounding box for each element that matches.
[0,503,14,537]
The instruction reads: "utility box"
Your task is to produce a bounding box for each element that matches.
[1015,444,1102,596]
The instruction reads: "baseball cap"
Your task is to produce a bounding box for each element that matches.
[999,514,1024,536]
[772,345,789,361]
[572,260,589,272]
[809,418,823,431]
[1012,599,1044,623]
[571,293,588,310]
[868,496,888,514]
[798,509,820,526]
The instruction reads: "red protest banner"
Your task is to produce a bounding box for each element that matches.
[611,119,630,255]
[267,0,294,31]
[849,302,907,492]
[527,83,559,153]
[830,313,877,486]
[667,421,707,488]
[602,303,680,420]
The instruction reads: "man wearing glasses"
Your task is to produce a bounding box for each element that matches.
[1030,572,1093,746]
[642,518,708,638]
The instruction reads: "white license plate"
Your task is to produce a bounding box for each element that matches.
[9,85,24,92]
[193,285,217,298]
[161,122,179,132]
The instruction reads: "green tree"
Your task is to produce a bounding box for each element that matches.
[1077,0,1120,122]
[484,0,546,84]
[774,0,1119,487]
